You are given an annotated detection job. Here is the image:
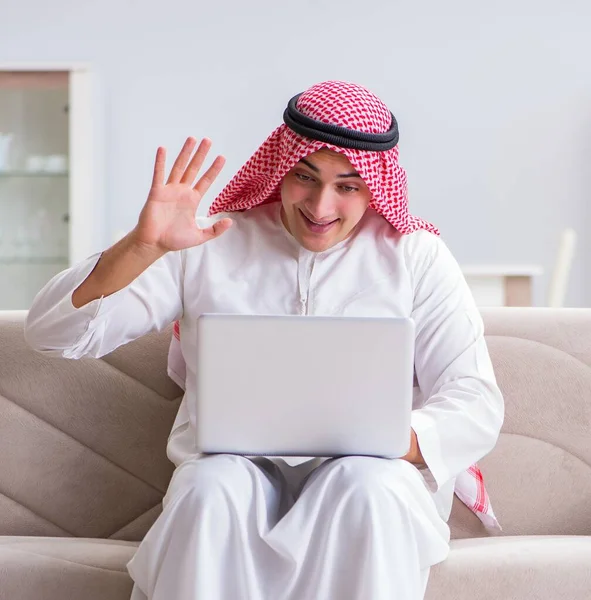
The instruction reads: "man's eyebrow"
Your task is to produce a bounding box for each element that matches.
[299,158,361,178]
[299,158,320,172]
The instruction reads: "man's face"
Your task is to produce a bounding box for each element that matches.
[280,149,372,252]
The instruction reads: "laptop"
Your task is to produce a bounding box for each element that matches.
[195,314,415,458]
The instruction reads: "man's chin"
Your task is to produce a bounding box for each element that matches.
[297,231,340,253]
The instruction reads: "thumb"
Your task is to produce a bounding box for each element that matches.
[200,217,233,243]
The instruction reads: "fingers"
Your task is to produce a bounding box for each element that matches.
[166,137,198,185]
[199,217,233,243]
[164,137,224,192]
[180,138,213,185]
[193,155,226,197]
[152,147,166,187]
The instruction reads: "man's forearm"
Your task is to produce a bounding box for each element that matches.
[71,230,167,308]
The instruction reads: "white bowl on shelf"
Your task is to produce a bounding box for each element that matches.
[44,154,68,172]
[25,155,45,172]
[0,133,14,171]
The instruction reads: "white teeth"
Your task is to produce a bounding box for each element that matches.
[301,210,336,227]
[308,216,333,226]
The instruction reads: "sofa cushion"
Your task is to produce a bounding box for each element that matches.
[449,308,591,539]
[427,535,591,600]
[0,537,138,600]
[0,313,181,540]
[2,535,590,600]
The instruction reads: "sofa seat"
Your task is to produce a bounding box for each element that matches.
[427,535,591,600]
[0,537,138,600]
[2,534,591,600]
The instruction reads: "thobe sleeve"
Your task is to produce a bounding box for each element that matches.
[408,235,504,491]
[24,250,184,359]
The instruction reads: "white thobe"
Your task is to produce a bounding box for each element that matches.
[25,203,504,600]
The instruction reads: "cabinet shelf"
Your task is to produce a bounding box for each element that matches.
[0,171,69,178]
[0,257,68,265]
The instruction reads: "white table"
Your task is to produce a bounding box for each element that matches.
[461,265,543,307]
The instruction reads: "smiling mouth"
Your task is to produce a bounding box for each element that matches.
[300,209,339,231]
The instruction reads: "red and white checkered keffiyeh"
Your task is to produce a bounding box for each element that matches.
[168,80,500,530]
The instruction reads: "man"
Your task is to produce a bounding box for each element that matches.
[25,80,504,600]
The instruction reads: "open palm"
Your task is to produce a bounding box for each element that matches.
[135,137,232,252]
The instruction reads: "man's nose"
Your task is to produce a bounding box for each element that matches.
[307,186,336,218]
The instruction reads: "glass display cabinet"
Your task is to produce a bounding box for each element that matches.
[0,65,95,309]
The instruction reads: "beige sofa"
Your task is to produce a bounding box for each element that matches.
[1,308,590,600]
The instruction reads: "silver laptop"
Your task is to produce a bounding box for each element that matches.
[195,314,415,458]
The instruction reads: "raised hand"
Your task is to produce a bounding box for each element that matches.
[133,137,232,253]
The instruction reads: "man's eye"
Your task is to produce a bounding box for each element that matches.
[295,173,313,182]
[340,185,359,193]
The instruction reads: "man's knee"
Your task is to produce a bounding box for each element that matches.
[163,454,257,508]
[319,456,420,501]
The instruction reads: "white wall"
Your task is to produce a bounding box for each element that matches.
[1,0,590,305]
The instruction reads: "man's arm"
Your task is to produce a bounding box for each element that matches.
[25,136,232,359]
[24,244,184,359]
[407,234,505,490]
[71,231,166,308]
[73,136,232,308]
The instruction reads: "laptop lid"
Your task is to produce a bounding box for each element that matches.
[195,314,415,458]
